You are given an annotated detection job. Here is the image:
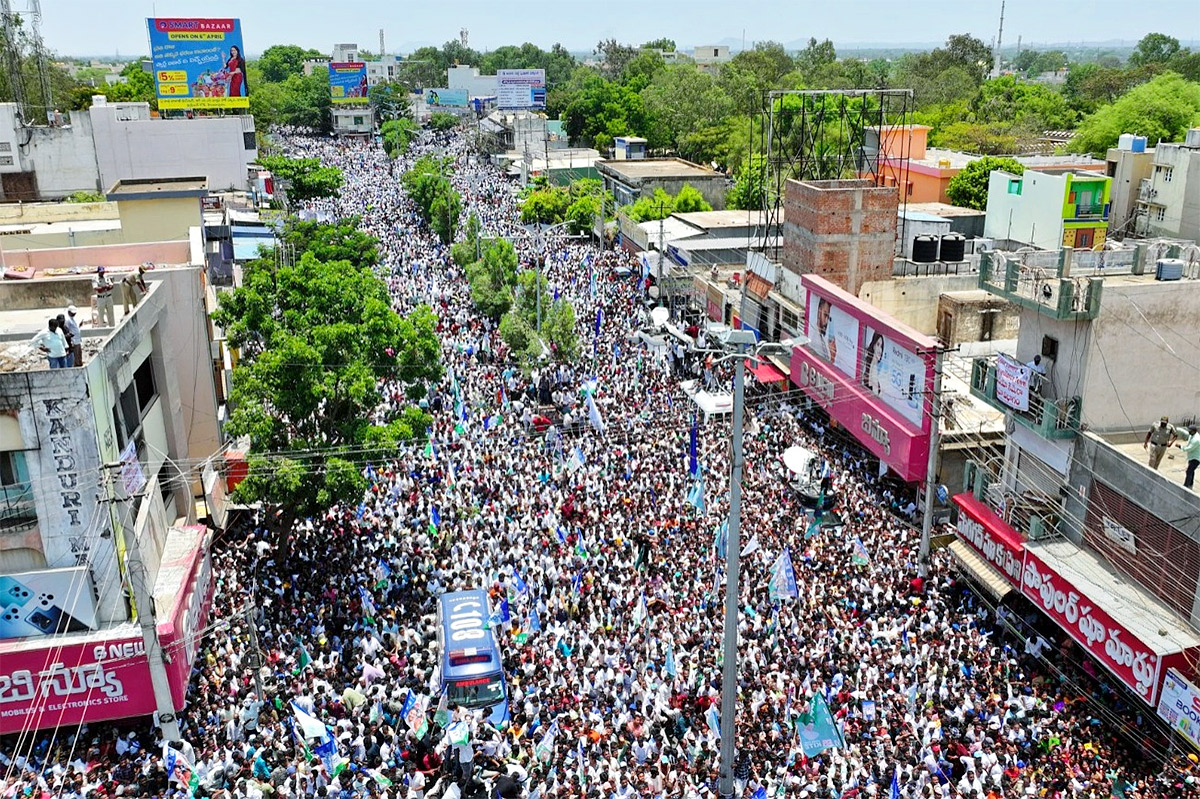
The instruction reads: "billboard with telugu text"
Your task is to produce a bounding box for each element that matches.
[497,69,546,109]
[148,18,249,109]
[329,62,369,104]
[424,88,468,107]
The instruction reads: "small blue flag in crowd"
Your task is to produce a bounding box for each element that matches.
[769,548,799,601]
[512,566,528,596]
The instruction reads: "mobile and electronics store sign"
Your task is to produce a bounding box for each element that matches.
[330,62,368,104]
[497,69,546,109]
[148,18,249,109]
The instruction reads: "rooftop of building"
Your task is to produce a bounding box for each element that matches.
[672,209,765,230]
[0,271,175,372]
[903,201,985,218]
[106,176,208,200]
[597,157,720,181]
[909,147,1106,170]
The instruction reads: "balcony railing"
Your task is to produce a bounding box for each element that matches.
[1073,203,1108,219]
[970,357,1081,440]
[962,461,1063,541]
[978,251,1103,321]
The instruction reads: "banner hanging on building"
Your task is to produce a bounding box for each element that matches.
[148,18,249,109]
[329,62,368,104]
[1157,669,1200,751]
[994,354,1031,412]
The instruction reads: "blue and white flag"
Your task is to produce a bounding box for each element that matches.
[586,392,605,434]
[357,586,377,619]
[529,606,542,632]
[632,594,648,628]
[500,597,511,623]
[512,566,529,596]
[291,702,339,772]
[713,520,728,559]
[665,646,677,678]
[686,478,705,512]
[567,446,585,474]
[706,705,722,739]
[862,699,876,722]
[768,548,799,602]
[891,765,901,799]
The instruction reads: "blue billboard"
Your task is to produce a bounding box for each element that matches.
[147,18,249,110]
[425,88,468,107]
[330,62,369,104]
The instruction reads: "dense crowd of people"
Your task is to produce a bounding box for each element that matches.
[3,125,1199,799]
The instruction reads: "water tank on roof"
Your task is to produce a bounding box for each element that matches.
[940,233,966,263]
[1155,258,1185,281]
[1131,136,1147,153]
[912,235,938,263]
[1118,133,1135,151]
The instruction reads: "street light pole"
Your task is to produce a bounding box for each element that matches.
[717,330,754,799]
[918,346,945,578]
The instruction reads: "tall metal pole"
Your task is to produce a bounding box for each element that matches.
[718,348,749,799]
[918,346,944,578]
[103,463,182,742]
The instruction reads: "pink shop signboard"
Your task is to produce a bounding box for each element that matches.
[0,634,156,733]
[1021,549,1165,705]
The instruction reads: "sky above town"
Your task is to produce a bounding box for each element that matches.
[42,0,1200,58]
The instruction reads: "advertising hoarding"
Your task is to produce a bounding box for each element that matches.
[497,69,546,109]
[806,291,859,379]
[425,88,468,107]
[860,326,927,428]
[0,567,100,639]
[994,354,1031,412]
[148,18,249,109]
[1157,669,1200,750]
[329,62,368,104]
[791,275,935,481]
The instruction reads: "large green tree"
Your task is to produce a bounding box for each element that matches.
[1070,72,1200,157]
[213,227,441,535]
[642,65,734,160]
[257,155,344,202]
[466,239,519,321]
[946,156,1024,210]
[1128,33,1182,68]
[256,44,325,83]
[562,74,648,147]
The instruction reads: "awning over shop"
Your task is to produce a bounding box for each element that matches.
[1024,538,1200,706]
[746,359,786,383]
[947,539,1013,601]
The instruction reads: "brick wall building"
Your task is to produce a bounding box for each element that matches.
[782,178,897,296]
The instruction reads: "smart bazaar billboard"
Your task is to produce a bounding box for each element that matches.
[329,62,368,104]
[791,274,935,481]
[148,18,249,109]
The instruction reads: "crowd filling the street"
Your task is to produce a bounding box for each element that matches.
[4,126,1200,799]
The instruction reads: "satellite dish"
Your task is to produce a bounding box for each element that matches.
[650,307,670,327]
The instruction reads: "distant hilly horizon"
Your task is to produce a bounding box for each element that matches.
[70,37,1200,61]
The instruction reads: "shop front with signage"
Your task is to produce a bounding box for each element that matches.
[953,492,1200,706]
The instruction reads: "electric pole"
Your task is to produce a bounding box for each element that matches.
[102,462,182,742]
[918,345,950,578]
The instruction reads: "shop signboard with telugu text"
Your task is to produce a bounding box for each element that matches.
[0,632,155,733]
[329,62,368,104]
[148,18,249,109]
[951,492,1025,587]
[1020,548,1167,705]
